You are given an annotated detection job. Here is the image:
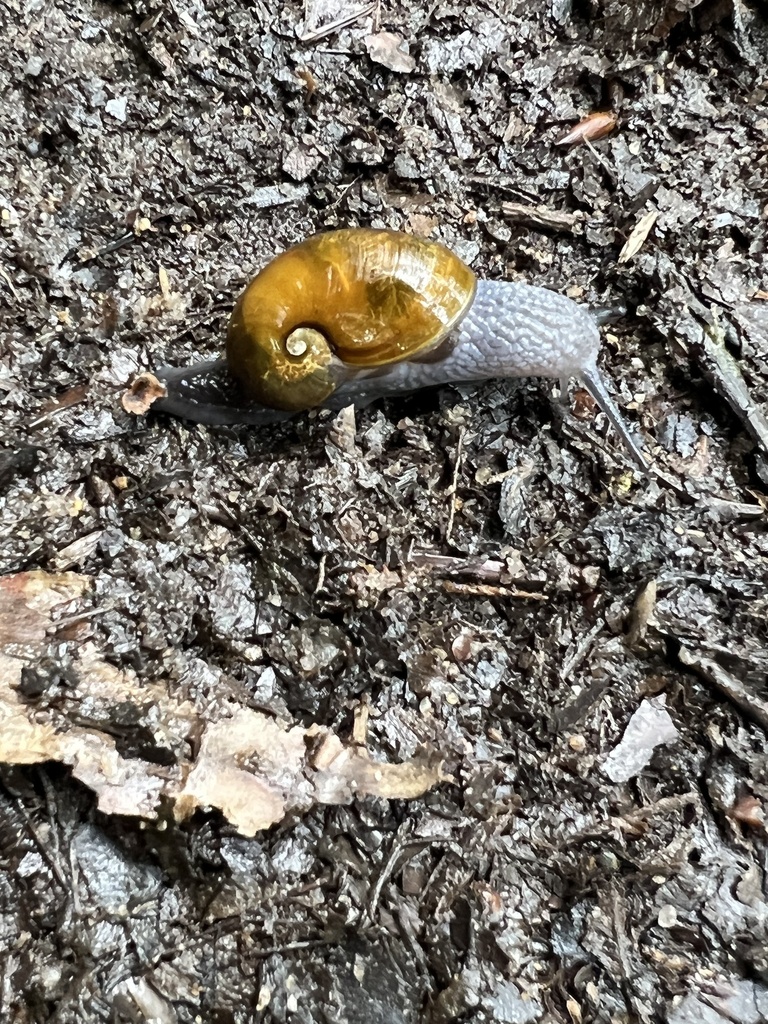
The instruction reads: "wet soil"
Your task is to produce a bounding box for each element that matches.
[0,1,767,1022]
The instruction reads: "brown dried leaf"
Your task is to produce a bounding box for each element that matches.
[0,570,91,654]
[0,654,159,815]
[0,643,185,816]
[39,382,91,416]
[555,111,618,147]
[122,372,167,416]
[571,385,598,421]
[729,795,765,830]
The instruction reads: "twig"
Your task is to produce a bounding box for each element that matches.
[678,645,768,731]
[298,2,375,42]
[314,553,327,594]
[560,620,605,680]
[0,263,19,299]
[444,427,465,544]
[442,581,546,600]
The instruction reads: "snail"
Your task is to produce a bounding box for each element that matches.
[153,228,647,467]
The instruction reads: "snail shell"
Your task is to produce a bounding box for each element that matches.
[225,228,477,411]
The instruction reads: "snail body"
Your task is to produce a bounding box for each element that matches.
[155,228,646,467]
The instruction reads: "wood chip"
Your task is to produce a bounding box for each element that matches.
[501,202,586,233]
[442,581,546,600]
[626,579,658,645]
[618,210,659,263]
[298,1,375,43]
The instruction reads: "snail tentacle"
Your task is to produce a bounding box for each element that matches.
[578,363,648,468]
[155,359,295,426]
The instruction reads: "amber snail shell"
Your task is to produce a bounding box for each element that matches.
[225,228,477,411]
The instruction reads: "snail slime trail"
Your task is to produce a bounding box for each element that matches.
[154,228,647,468]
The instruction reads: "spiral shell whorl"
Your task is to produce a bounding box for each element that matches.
[225,228,476,411]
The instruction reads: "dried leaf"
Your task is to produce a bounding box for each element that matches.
[501,202,586,233]
[309,732,445,802]
[555,111,618,147]
[54,531,104,571]
[0,572,445,836]
[729,795,765,830]
[0,570,91,654]
[122,372,168,416]
[364,31,416,73]
[298,1,375,43]
[626,579,658,645]
[618,210,659,263]
[38,382,91,416]
[175,708,311,836]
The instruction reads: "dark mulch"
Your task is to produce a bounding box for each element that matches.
[1,1,767,1022]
